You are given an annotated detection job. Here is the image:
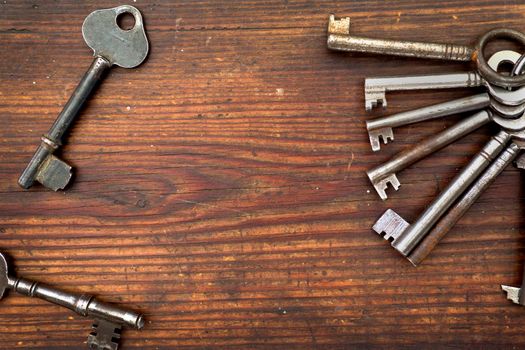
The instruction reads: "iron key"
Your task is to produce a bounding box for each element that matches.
[18,5,149,191]
[0,252,144,349]
[327,15,525,88]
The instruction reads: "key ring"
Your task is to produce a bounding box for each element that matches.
[476,28,525,87]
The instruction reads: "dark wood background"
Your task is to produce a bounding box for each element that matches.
[1,0,525,348]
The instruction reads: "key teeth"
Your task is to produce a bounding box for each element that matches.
[328,14,350,35]
[367,127,394,152]
[501,285,521,305]
[514,153,525,170]
[88,319,122,350]
[365,94,387,112]
[372,209,410,244]
[370,173,400,200]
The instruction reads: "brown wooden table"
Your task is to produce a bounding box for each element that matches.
[1,1,525,348]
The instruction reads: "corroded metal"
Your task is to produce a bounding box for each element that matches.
[18,5,149,191]
[327,15,474,61]
[0,252,144,349]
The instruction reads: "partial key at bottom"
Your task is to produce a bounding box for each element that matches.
[0,252,143,350]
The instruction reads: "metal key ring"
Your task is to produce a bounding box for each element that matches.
[511,51,525,76]
[476,28,525,87]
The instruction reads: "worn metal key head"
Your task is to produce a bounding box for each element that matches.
[0,253,9,299]
[82,5,149,68]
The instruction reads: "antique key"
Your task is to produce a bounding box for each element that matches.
[0,252,143,349]
[327,15,525,88]
[364,50,521,111]
[18,5,149,191]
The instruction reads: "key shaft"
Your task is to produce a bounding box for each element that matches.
[7,275,144,329]
[392,130,511,256]
[366,93,490,151]
[18,56,111,190]
[327,15,474,61]
[407,142,521,265]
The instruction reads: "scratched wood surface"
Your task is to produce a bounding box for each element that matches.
[1,0,525,349]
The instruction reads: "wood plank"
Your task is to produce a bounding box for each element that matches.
[1,0,525,348]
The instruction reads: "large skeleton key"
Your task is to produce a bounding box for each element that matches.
[18,5,149,191]
[0,252,143,349]
[327,15,525,88]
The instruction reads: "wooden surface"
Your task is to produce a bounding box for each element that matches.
[1,1,525,348]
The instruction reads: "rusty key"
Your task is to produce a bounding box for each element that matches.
[18,5,149,191]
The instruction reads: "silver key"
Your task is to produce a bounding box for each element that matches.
[18,5,149,191]
[374,130,511,256]
[366,93,490,152]
[0,252,144,349]
[367,110,492,200]
[364,50,520,111]
[365,72,484,111]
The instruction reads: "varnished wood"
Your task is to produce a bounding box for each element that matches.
[1,0,525,348]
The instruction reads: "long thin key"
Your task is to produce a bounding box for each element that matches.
[327,15,525,88]
[384,130,511,256]
[367,110,492,200]
[366,93,490,152]
[327,15,473,61]
[364,50,520,110]
[0,252,143,349]
[365,72,484,111]
[407,142,521,265]
[18,5,149,191]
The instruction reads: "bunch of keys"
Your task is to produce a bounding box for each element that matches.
[327,15,525,305]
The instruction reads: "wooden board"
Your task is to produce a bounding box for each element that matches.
[1,0,525,348]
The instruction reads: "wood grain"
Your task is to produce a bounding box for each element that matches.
[1,0,525,348]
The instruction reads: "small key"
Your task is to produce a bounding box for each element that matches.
[364,50,520,110]
[407,142,521,265]
[0,252,143,349]
[366,93,490,152]
[367,110,492,200]
[18,5,149,191]
[374,130,511,257]
[327,15,525,88]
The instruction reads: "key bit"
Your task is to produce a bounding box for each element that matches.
[0,252,144,349]
[502,285,523,305]
[372,209,410,244]
[88,319,122,350]
[367,110,491,199]
[368,127,394,153]
[18,5,149,191]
